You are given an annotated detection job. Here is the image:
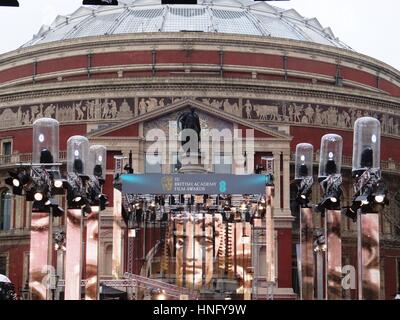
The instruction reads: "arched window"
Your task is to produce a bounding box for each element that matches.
[0,189,12,231]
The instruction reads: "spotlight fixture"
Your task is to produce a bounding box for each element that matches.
[296,183,312,207]
[39,149,54,164]
[82,203,92,216]
[95,193,108,211]
[341,204,359,222]
[34,192,43,202]
[316,185,342,212]
[5,170,31,188]
[372,180,388,205]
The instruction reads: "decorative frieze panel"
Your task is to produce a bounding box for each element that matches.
[195,97,400,136]
[0,95,399,138]
[0,98,134,129]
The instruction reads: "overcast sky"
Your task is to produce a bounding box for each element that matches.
[0,0,399,71]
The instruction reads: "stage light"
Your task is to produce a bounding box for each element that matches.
[82,203,92,216]
[52,205,65,217]
[372,180,388,204]
[54,179,63,188]
[40,149,54,164]
[34,192,43,201]
[0,1,19,7]
[316,185,342,212]
[6,170,31,189]
[296,183,312,207]
[342,205,358,222]
[96,193,108,211]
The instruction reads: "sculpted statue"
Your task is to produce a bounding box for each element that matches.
[177,107,201,146]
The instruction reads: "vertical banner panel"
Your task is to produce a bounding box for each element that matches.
[29,211,51,300]
[300,207,314,300]
[326,210,342,300]
[112,188,122,279]
[65,209,83,300]
[359,213,381,300]
[85,206,99,300]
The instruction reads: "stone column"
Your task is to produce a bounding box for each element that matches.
[273,151,281,209]
[282,152,291,213]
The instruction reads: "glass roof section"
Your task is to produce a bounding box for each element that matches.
[21,0,351,50]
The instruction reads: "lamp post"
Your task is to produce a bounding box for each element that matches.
[316,134,343,300]
[295,143,314,300]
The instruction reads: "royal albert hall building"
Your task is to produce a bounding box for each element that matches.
[0,0,399,300]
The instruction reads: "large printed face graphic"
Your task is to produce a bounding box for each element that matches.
[172,212,222,289]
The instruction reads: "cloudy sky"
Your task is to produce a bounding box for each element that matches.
[0,0,399,70]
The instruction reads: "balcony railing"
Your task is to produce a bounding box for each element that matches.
[0,151,67,167]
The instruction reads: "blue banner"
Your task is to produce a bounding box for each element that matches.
[121,173,268,195]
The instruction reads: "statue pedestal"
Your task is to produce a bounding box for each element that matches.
[178,153,207,174]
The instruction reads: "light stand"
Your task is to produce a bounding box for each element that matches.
[295,143,315,300]
[64,135,90,300]
[349,117,387,300]
[316,133,343,300]
[84,145,107,300]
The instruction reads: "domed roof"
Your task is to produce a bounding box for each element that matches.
[22,0,351,49]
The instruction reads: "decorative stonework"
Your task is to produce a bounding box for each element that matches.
[143,108,232,138]
[0,95,399,138]
[0,98,134,129]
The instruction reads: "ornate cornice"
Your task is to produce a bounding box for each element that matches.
[0,78,399,109]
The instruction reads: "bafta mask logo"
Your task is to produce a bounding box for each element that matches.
[162,175,174,193]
